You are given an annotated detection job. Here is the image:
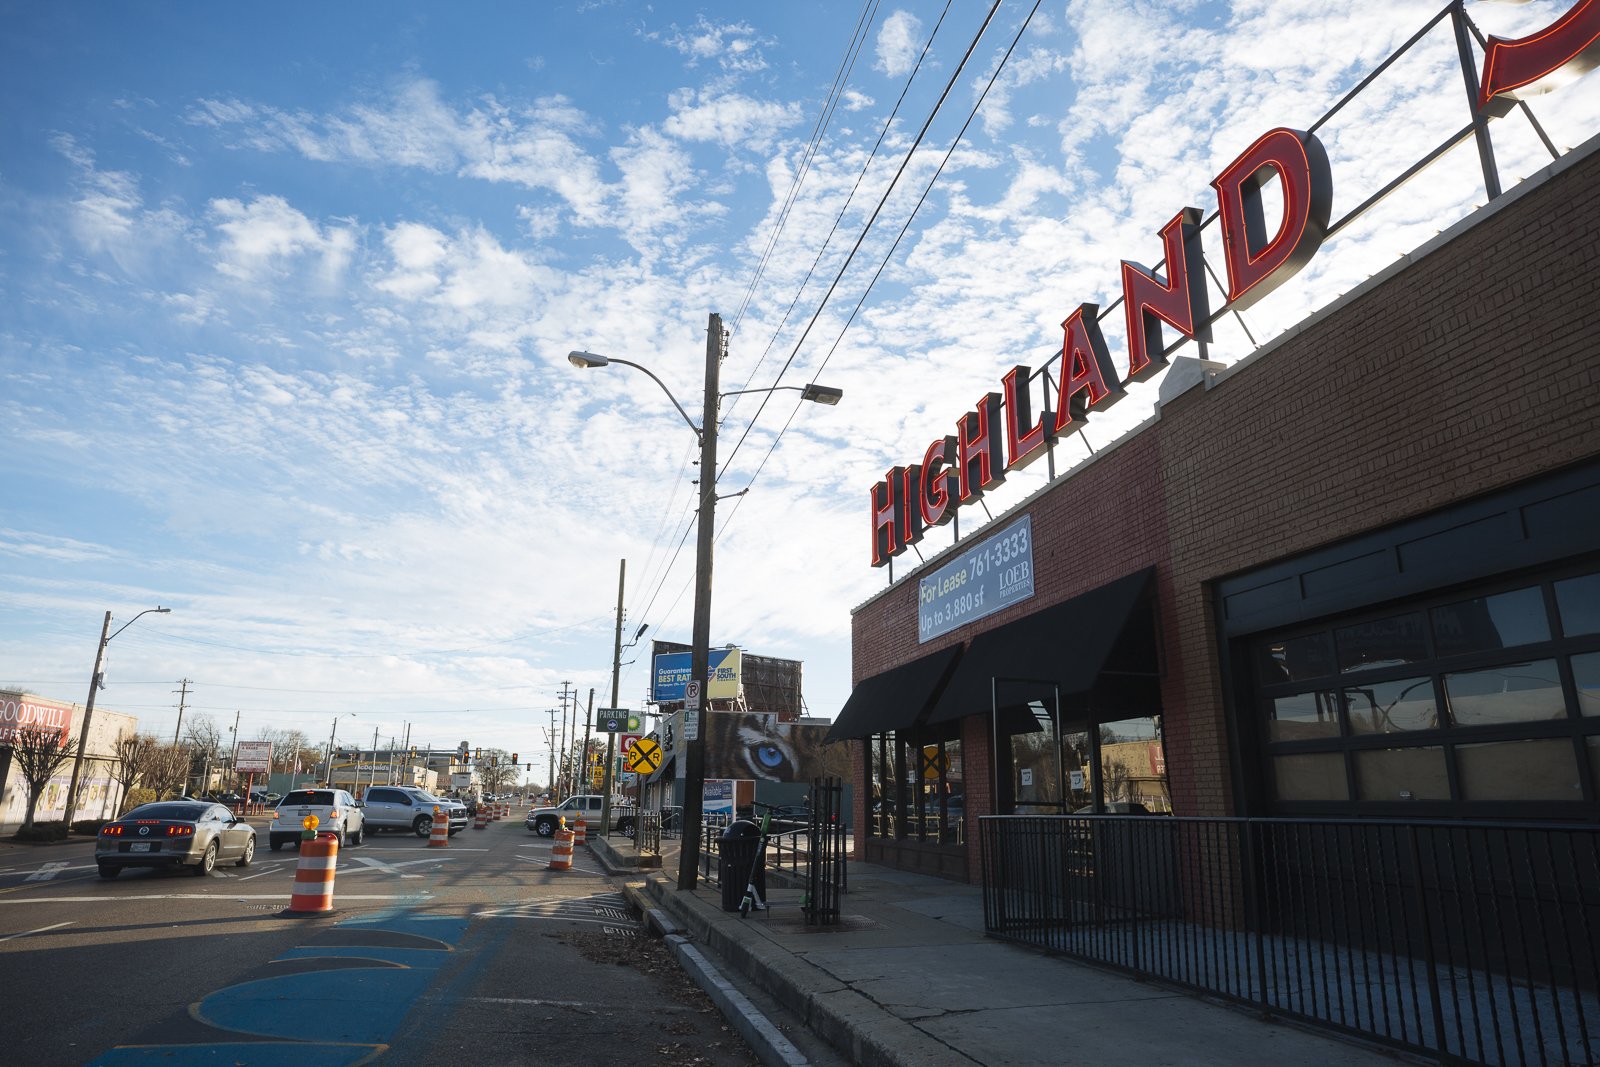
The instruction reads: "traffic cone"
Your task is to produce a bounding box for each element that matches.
[549,821,573,871]
[283,835,338,915]
[573,814,587,846]
[428,805,450,848]
[474,809,487,830]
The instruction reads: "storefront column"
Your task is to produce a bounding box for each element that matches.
[961,712,992,884]
[850,737,868,863]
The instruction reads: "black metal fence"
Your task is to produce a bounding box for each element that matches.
[638,810,661,856]
[806,776,849,925]
[981,815,1600,1067]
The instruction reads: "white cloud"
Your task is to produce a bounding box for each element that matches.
[842,90,874,112]
[875,10,923,77]
[662,89,803,150]
[209,195,357,282]
[649,16,772,72]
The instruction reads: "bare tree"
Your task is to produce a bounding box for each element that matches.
[185,713,223,764]
[255,726,312,772]
[480,748,519,794]
[141,743,192,800]
[109,732,153,813]
[10,726,80,829]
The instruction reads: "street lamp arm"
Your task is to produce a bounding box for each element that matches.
[107,606,173,645]
[604,358,701,438]
[718,385,806,398]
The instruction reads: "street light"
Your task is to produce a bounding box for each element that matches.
[63,606,173,822]
[568,321,842,890]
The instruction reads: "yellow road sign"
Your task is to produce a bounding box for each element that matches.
[625,737,663,773]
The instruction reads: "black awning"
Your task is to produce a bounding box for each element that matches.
[823,644,964,744]
[925,566,1159,725]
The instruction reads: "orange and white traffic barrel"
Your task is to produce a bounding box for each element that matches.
[474,809,487,830]
[285,833,338,915]
[549,823,573,871]
[489,803,500,823]
[428,805,450,848]
[573,814,587,846]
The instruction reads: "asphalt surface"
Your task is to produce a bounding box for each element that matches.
[0,817,762,1067]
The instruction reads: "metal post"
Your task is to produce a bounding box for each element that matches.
[601,559,625,838]
[581,688,594,794]
[678,311,722,892]
[172,679,191,745]
[1452,2,1502,200]
[62,611,111,826]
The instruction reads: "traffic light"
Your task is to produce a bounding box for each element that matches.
[511,753,518,764]
[475,747,481,760]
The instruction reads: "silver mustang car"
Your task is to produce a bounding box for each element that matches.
[95,800,257,878]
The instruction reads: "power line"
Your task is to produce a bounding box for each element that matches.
[723,0,954,425]
[113,614,610,659]
[716,0,1003,481]
[715,1,1045,534]
[728,0,882,340]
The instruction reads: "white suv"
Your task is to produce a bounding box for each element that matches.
[269,788,366,850]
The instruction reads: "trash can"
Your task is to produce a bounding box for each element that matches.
[718,819,765,912]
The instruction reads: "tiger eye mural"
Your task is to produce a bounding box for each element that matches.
[699,713,852,783]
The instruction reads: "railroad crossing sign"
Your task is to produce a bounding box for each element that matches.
[625,737,663,774]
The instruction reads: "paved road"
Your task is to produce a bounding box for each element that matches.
[0,819,759,1067]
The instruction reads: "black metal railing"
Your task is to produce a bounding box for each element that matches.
[696,812,733,886]
[638,810,661,856]
[806,777,849,925]
[981,815,1600,1067]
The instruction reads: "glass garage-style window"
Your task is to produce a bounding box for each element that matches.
[1254,562,1600,813]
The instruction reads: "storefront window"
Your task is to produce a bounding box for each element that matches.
[1456,738,1580,801]
[1344,677,1438,734]
[1430,586,1549,657]
[1098,716,1168,813]
[868,728,963,844]
[1444,660,1566,725]
[1355,746,1449,800]
[1273,753,1348,801]
[1257,633,1335,684]
[1269,691,1340,740]
[1011,701,1061,815]
[1576,652,1600,716]
[1064,730,1091,812]
[1336,612,1428,673]
[1556,572,1600,636]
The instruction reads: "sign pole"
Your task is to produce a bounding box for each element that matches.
[601,559,625,837]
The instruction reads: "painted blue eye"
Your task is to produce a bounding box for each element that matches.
[756,746,784,768]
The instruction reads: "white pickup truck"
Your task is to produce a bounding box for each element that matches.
[525,795,634,838]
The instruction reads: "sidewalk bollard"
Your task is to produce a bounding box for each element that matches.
[428,805,450,848]
[283,816,337,916]
[549,819,573,870]
[573,814,587,847]
[474,809,487,830]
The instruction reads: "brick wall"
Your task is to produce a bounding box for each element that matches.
[850,141,1600,838]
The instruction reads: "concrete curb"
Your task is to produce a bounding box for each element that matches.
[666,933,809,1067]
[636,873,978,1067]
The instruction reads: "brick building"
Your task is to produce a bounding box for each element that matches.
[830,130,1600,884]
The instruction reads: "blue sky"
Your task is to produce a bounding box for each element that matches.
[2,1,1595,769]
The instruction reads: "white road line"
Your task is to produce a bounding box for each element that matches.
[0,921,75,941]
[24,863,70,883]
[0,894,437,904]
[235,866,284,881]
[346,847,488,852]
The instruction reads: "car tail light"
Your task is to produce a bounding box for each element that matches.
[271,811,279,819]
[101,825,122,836]
[330,809,341,817]
[167,825,194,836]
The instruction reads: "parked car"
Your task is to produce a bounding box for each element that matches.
[525,795,634,837]
[268,788,366,850]
[96,800,256,877]
[362,786,469,837]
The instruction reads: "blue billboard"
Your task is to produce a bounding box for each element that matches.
[652,648,741,702]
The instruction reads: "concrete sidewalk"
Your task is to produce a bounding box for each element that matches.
[600,839,1410,1067]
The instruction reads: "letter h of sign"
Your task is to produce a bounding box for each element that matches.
[956,393,1006,503]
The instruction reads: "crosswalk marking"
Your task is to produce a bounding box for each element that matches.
[24,863,69,883]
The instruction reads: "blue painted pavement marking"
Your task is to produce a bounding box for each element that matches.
[83,909,472,1067]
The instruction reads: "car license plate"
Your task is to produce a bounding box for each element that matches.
[130,842,152,852]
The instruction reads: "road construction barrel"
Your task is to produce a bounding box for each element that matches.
[549,825,573,870]
[285,835,338,914]
[428,805,450,848]
[573,814,587,846]
[474,809,487,830]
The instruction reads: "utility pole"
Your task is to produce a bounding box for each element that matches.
[600,559,625,836]
[558,682,574,798]
[581,688,594,795]
[172,679,192,745]
[546,713,557,800]
[228,710,241,792]
[679,312,724,891]
[63,611,111,823]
